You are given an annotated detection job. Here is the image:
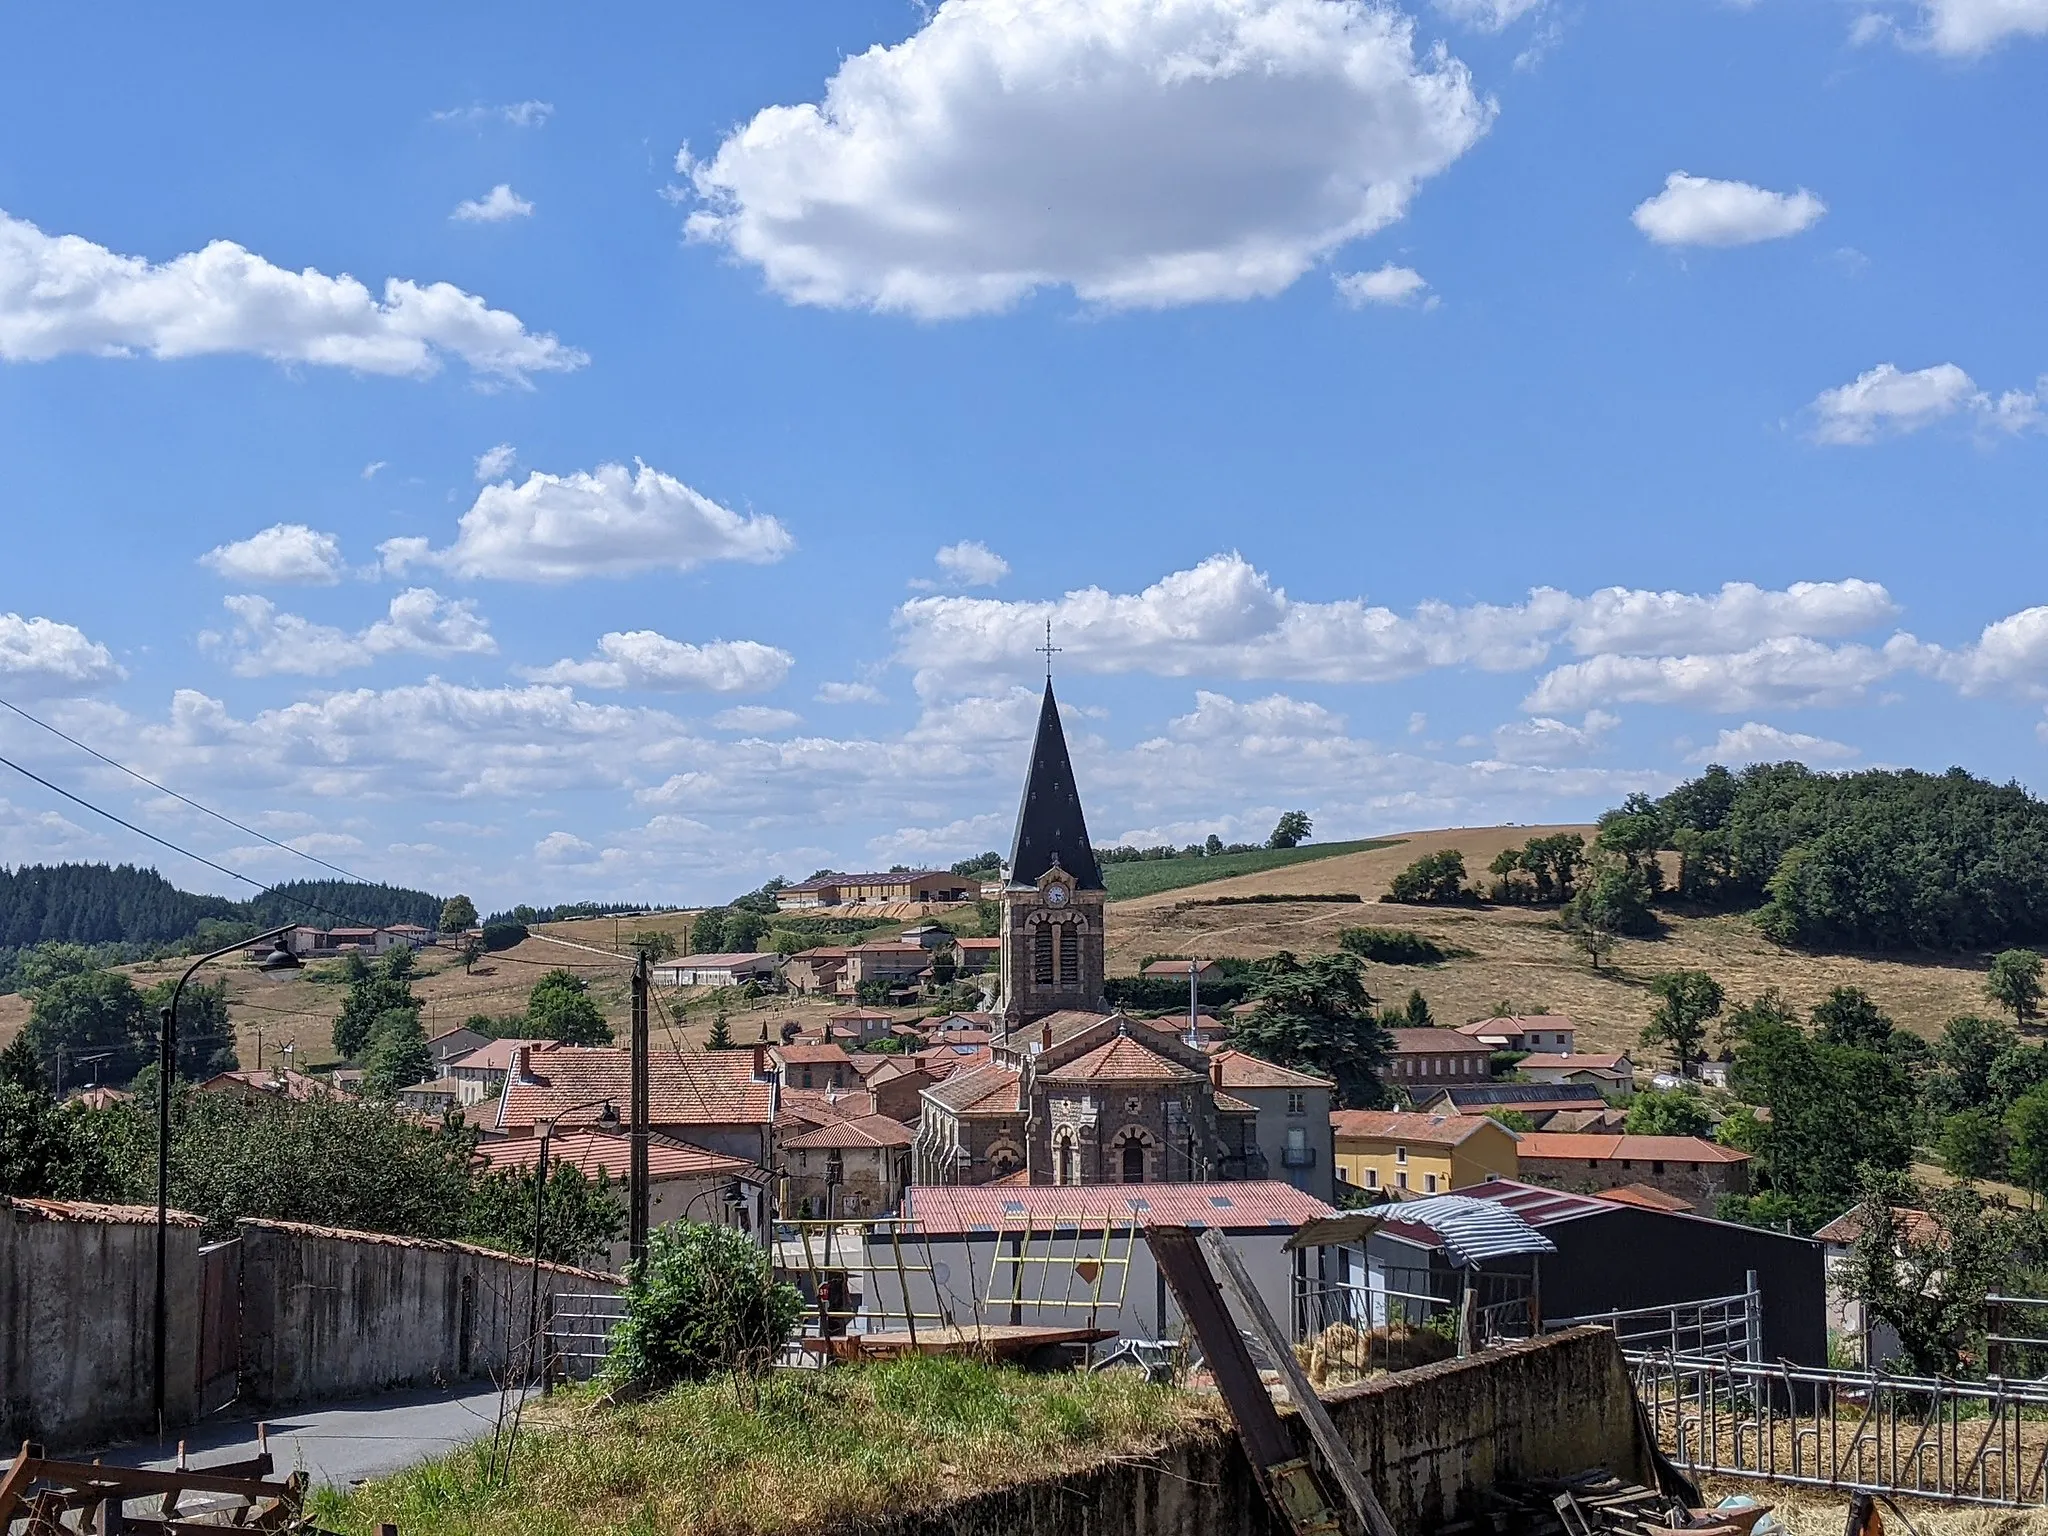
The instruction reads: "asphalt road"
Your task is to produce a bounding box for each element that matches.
[102,1381,523,1490]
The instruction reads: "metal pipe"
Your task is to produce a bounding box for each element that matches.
[154,922,296,1441]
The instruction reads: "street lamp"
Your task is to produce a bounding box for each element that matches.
[154,924,298,1438]
[527,1098,619,1386]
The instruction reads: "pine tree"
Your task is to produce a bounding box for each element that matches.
[707,1011,734,1050]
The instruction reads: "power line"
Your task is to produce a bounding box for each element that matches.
[0,694,378,885]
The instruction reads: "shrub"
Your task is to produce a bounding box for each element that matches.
[605,1222,803,1389]
[1337,927,1450,965]
[1384,850,1470,904]
[480,921,527,952]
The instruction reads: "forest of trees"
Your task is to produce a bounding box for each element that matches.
[1638,763,2048,950]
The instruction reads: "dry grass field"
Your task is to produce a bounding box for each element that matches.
[0,823,2009,1070]
[1108,824,1999,1060]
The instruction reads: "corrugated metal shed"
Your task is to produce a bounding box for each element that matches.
[1367,1193,1557,1266]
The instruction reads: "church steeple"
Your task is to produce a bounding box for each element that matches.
[1008,681,1102,891]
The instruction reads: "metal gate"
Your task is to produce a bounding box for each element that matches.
[547,1291,626,1381]
[1547,1275,1760,1362]
[195,1238,240,1415]
[1633,1352,2048,1507]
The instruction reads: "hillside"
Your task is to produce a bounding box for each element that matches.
[0,823,2009,1078]
[1107,824,1999,1060]
[1101,838,1400,900]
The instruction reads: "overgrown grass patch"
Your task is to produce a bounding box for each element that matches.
[316,1358,1220,1536]
[1103,839,1400,901]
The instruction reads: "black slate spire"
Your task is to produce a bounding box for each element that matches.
[1007,681,1103,890]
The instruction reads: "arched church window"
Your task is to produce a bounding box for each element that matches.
[1058,922,1080,985]
[1033,924,1054,985]
[1057,1133,1075,1185]
[1122,1140,1146,1184]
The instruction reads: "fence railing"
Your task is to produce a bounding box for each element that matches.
[1633,1351,2048,1508]
[547,1290,626,1382]
[1547,1276,1759,1363]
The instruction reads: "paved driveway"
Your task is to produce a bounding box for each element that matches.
[103,1382,525,1490]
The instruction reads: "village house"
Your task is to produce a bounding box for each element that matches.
[1514,1132,1751,1206]
[1331,1109,1519,1196]
[396,1077,465,1114]
[446,1038,557,1100]
[770,1042,853,1092]
[822,1007,895,1044]
[1386,1028,1494,1090]
[781,947,849,994]
[838,942,929,992]
[773,870,979,909]
[476,1131,768,1267]
[493,1044,777,1167]
[1456,1015,1577,1054]
[424,1026,491,1071]
[1141,958,1225,983]
[780,1115,914,1217]
[952,936,1001,973]
[197,1068,346,1107]
[1515,1051,1636,1095]
[1208,1049,1337,1202]
[652,952,784,988]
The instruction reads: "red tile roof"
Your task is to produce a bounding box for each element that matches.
[476,1132,752,1182]
[1330,1110,1508,1147]
[448,1038,558,1073]
[496,1047,773,1131]
[1387,1028,1493,1054]
[1042,1034,1198,1084]
[778,1088,877,1128]
[782,1114,915,1151]
[1210,1049,1333,1091]
[1599,1182,1695,1214]
[1812,1205,1945,1247]
[1457,1014,1574,1035]
[921,1063,1022,1117]
[1517,1052,1629,1071]
[199,1068,346,1103]
[8,1196,202,1227]
[1516,1133,1748,1165]
[772,1044,853,1065]
[905,1181,1335,1234]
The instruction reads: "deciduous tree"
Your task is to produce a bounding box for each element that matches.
[438,895,478,933]
[1232,951,1389,1108]
[1641,971,1724,1074]
[1988,949,2046,1027]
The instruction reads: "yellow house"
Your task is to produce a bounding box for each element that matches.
[1330,1110,1519,1197]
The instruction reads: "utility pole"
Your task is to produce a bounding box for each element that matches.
[630,953,650,1266]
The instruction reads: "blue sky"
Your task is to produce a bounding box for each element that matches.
[2,0,2045,909]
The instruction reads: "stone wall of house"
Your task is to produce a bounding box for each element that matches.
[1033,1082,1223,1186]
[866,1328,1646,1536]
[0,1199,203,1448]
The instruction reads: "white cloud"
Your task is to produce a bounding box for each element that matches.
[0,209,585,385]
[379,461,794,581]
[1562,579,1897,656]
[1913,606,2048,697]
[816,681,886,704]
[1166,690,1349,741]
[1631,172,1825,248]
[1524,636,1915,714]
[0,614,124,694]
[522,631,793,694]
[361,461,387,480]
[1334,264,1433,307]
[1490,710,1618,765]
[434,101,554,128]
[867,812,1010,865]
[200,523,347,586]
[1690,722,1859,766]
[934,540,1009,587]
[201,588,497,676]
[474,443,517,481]
[896,555,1898,694]
[1909,0,2048,55]
[1809,362,1982,444]
[1434,0,1546,31]
[711,705,804,733]
[452,184,535,223]
[680,0,1492,318]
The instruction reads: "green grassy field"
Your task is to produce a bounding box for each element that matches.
[1102,838,1402,901]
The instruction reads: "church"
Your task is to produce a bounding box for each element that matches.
[912,678,1293,1187]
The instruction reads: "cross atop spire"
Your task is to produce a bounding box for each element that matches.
[1037,619,1061,682]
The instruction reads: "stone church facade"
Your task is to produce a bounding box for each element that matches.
[913,680,1268,1188]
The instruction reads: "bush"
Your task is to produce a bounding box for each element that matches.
[605,1222,803,1389]
[1337,927,1450,965]
[1102,976,1252,1010]
[480,921,527,952]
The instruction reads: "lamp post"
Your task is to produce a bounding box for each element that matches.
[154,924,299,1439]
[526,1098,619,1388]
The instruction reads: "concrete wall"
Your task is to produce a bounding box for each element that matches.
[867,1329,1646,1536]
[238,1220,620,1410]
[0,1199,203,1448]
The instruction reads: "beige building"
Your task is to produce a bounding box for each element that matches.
[1456,1015,1577,1054]
[1516,1052,1635,1095]
[1386,1028,1493,1091]
[782,1114,914,1217]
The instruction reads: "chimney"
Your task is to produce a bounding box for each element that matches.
[511,1046,531,1084]
[1040,1021,1053,1049]
[752,1042,768,1081]
[1210,1057,1224,1090]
